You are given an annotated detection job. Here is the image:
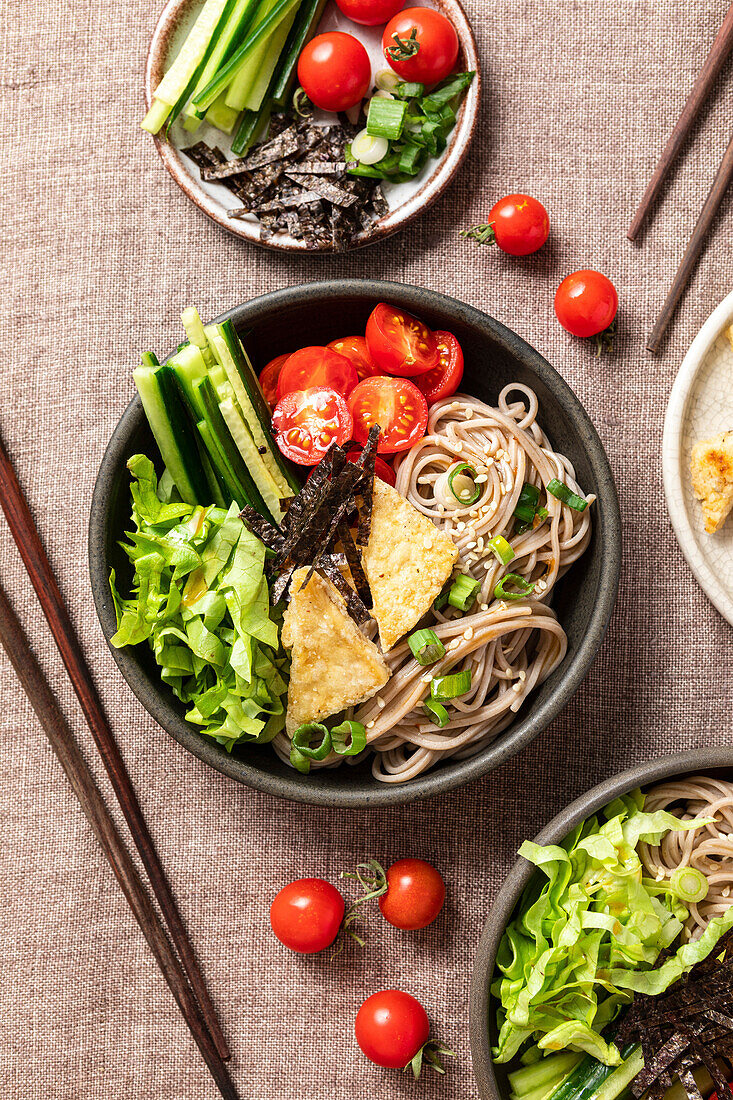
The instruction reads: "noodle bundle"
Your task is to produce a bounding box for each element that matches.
[274,385,593,783]
[640,775,733,939]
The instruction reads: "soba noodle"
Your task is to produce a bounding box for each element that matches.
[640,776,733,940]
[274,385,594,783]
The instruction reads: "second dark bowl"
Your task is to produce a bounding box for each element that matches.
[88,279,621,808]
[469,746,733,1100]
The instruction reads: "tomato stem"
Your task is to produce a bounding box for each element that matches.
[386,27,421,61]
[459,222,496,246]
[404,1039,456,1078]
[594,319,617,358]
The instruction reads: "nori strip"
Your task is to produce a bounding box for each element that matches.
[355,425,379,548]
[338,520,371,608]
[285,172,359,207]
[317,557,370,626]
[288,161,348,175]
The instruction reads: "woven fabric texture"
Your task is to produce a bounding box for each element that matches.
[3,0,733,1096]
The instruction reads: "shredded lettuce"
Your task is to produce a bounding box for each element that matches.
[109,455,288,752]
[492,792,733,1066]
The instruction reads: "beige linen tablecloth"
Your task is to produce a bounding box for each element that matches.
[3,0,733,1096]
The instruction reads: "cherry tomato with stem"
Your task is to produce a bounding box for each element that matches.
[415,331,464,404]
[355,990,429,1069]
[277,345,358,400]
[272,386,353,465]
[334,0,405,26]
[379,858,446,930]
[259,353,289,410]
[297,32,371,113]
[348,376,428,454]
[462,194,549,256]
[365,303,439,376]
[554,270,618,339]
[270,878,345,953]
[327,335,380,381]
[382,7,458,84]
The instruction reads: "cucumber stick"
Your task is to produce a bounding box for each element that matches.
[196,419,241,504]
[205,88,241,132]
[143,0,230,131]
[509,1053,583,1099]
[205,322,299,495]
[550,1046,637,1100]
[219,399,284,521]
[133,364,209,505]
[590,1048,643,1100]
[225,0,297,112]
[183,0,260,122]
[195,377,271,517]
[271,0,327,104]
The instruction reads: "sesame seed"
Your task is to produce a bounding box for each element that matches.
[480,602,488,611]
[421,674,433,684]
[464,408,474,420]
[367,720,375,728]
[456,521,466,532]
[463,627,474,640]
[377,698,386,709]
[466,540,476,550]
[483,561,492,570]
[518,670,526,682]
[475,474,488,483]
[512,682,522,694]
[448,638,461,650]
[486,457,494,467]
[453,442,463,453]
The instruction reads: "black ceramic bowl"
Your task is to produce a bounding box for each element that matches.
[469,746,733,1100]
[89,279,621,808]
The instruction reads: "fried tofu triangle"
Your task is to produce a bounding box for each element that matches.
[363,479,459,651]
[281,568,390,735]
[690,430,733,533]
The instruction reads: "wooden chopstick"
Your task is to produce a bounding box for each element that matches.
[628,1,733,241]
[0,581,240,1100]
[647,131,733,353]
[0,431,230,1062]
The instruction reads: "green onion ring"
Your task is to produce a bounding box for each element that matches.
[494,573,536,601]
[331,720,367,756]
[447,462,480,505]
[547,478,588,511]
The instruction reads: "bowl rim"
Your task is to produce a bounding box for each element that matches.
[88,278,621,808]
[143,0,481,252]
[468,745,733,1100]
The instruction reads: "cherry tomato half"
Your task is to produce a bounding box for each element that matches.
[327,335,380,381]
[272,386,353,465]
[277,346,358,400]
[259,353,289,410]
[355,990,430,1068]
[378,859,446,930]
[382,8,458,84]
[334,0,405,26]
[487,194,550,256]
[365,303,439,377]
[345,442,396,486]
[270,878,345,953]
[297,32,371,113]
[554,270,618,339]
[415,331,464,404]
[348,376,428,454]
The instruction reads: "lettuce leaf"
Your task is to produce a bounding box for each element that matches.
[493,792,730,1065]
[110,456,287,751]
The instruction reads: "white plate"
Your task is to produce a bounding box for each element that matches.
[144,0,480,251]
[663,288,733,625]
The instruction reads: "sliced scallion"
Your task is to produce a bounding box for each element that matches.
[394,80,425,99]
[366,95,407,140]
[397,142,427,175]
[433,583,451,612]
[448,462,480,505]
[431,669,472,700]
[351,128,390,166]
[375,68,401,93]
[670,866,709,904]
[408,628,446,666]
[547,478,588,511]
[290,722,332,775]
[513,482,540,524]
[448,574,481,611]
[423,697,449,727]
[421,70,475,113]
[487,535,515,566]
[331,720,367,757]
[494,573,536,601]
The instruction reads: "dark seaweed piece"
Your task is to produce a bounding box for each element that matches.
[289,161,348,175]
[338,520,371,608]
[206,128,300,178]
[285,172,359,207]
[270,563,297,606]
[301,463,366,588]
[355,426,380,548]
[317,557,370,626]
[239,505,283,552]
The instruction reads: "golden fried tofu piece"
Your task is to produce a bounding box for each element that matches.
[362,478,458,651]
[281,568,389,735]
[690,430,733,533]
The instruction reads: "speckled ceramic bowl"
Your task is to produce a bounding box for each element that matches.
[469,747,733,1100]
[89,280,620,807]
[144,0,480,251]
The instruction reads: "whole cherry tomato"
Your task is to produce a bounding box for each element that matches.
[554,270,618,338]
[355,990,429,1068]
[415,331,464,404]
[365,303,439,376]
[379,859,445,930]
[259,353,289,410]
[348,376,428,454]
[297,32,371,112]
[467,194,549,256]
[382,8,458,84]
[334,0,405,26]
[277,346,358,400]
[272,386,353,465]
[270,878,345,953]
[327,335,380,381]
